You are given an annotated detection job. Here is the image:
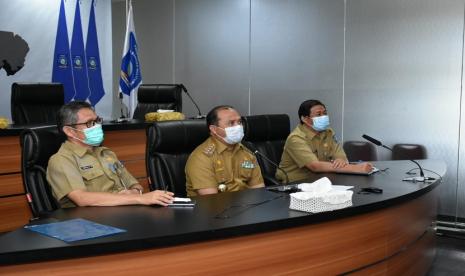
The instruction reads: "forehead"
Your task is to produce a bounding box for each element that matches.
[310,105,326,114]
[77,108,96,120]
[217,108,240,120]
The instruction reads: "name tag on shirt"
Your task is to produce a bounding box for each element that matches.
[241,160,255,169]
[80,165,93,170]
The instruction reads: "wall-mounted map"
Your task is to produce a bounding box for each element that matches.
[0,31,29,76]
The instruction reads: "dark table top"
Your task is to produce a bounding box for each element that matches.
[0,119,148,137]
[0,160,446,265]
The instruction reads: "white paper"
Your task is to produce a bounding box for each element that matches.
[157,109,175,113]
[331,185,354,191]
[173,197,191,202]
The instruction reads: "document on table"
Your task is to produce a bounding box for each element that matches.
[24,218,126,243]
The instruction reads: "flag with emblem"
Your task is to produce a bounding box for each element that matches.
[119,0,142,118]
[86,0,105,106]
[52,0,75,103]
[70,0,91,101]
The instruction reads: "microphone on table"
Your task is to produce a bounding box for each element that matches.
[253,150,296,192]
[114,92,130,123]
[362,134,432,182]
[179,84,205,119]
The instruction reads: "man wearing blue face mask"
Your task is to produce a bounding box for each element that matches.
[185,105,264,196]
[276,99,372,182]
[47,101,174,208]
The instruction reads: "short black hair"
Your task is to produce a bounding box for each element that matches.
[206,105,235,129]
[298,99,326,124]
[57,101,94,132]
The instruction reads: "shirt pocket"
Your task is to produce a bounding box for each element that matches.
[81,169,105,183]
[239,167,253,179]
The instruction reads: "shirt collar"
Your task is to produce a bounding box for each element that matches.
[63,140,108,158]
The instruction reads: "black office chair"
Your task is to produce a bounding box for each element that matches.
[20,127,66,217]
[11,82,64,125]
[146,119,209,197]
[133,84,183,120]
[343,141,378,162]
[242,114,290,186]
[392,144,427,160]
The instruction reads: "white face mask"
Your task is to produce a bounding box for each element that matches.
[220,125,244,144]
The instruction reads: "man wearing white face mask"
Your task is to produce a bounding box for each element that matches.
[276,100,372,182]
[185,105,264,196]
[47,101,174,208]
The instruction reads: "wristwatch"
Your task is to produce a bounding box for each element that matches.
[131,187,143,194]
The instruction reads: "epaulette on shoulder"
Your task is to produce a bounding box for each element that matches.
[240,144,255,156]
[202,143,216,156]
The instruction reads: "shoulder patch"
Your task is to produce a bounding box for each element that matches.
[203,143,216,156]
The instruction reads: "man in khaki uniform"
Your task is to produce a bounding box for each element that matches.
[276,100,372,182]
[47,101,174,208]
[185,105,264,196]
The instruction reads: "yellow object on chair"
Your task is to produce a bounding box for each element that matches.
[145,111,185,122]
[0,117,9,129]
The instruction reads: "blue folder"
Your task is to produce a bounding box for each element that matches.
[24,218,126,243]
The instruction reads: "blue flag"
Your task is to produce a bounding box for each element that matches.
[70,0,90,101]
[119,2,142,117]
[86,0,105,106]
[52,0,75,103]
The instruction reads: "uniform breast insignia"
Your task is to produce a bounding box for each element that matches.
[80,165,93,170]
[323,142,328,148]
[203,144,216,156]
[241,160,255,169]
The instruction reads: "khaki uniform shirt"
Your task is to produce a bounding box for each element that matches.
[276,124,347,182]
[46,141,138,208]
[185,136,264,197]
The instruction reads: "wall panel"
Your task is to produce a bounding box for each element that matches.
[344,0,464,217]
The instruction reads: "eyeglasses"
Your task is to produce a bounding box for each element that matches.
[68,117,103,128]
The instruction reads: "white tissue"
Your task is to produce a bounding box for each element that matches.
[297,177,332,193]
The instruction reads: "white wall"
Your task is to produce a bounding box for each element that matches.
[0,0,113,122]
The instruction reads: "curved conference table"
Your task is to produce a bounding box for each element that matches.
[0,160,445,275]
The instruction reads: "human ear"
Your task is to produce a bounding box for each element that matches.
[62,126,75,138]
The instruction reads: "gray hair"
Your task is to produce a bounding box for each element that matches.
[57,101,94,132]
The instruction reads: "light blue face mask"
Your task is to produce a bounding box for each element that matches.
[221,125,244,144]
[73,124,104,146]
[311,115,330,132]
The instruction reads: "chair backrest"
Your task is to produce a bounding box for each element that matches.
[343,141,378,162]
[242,114,290,186]
[20,127,66,217]
[146,119,209,197]
[392,144,427,160]
[11,82,64,125]
[133,84,183,120]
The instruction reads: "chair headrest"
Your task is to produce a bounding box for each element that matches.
[243,114,290,142]
[21,127,66,168]
[148,119,209,154]
[12,82,64,104]
[138,84,182,103]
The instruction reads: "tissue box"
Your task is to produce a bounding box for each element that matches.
[289,190,353,213]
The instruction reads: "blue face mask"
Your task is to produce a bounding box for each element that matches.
[72,124,105,146]
[312,115,330,132]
